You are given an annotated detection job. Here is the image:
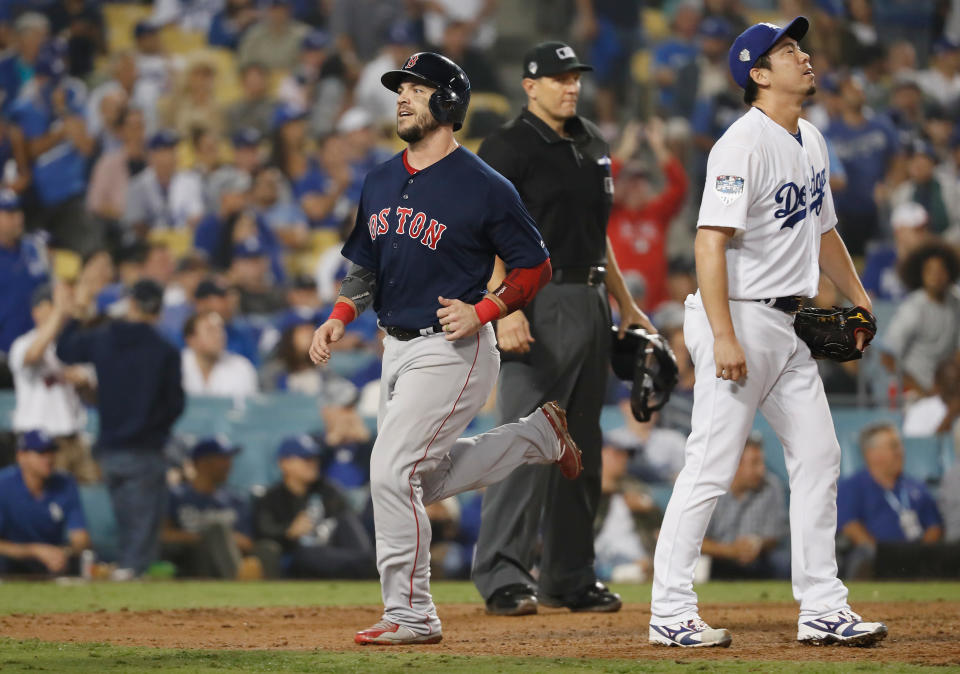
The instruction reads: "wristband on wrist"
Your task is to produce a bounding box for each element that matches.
[328,301,356,325]
[474,297,502,325]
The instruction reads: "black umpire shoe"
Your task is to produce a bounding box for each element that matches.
[540,581,622,613]
[485,584,539,616]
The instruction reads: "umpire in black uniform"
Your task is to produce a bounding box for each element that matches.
[473,42,655,615]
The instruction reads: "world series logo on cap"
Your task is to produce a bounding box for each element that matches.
[528,61,538,74]
[739,48,751,62]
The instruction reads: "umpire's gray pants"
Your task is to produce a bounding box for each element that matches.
[472,281,611,599]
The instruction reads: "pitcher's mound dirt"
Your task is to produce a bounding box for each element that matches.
[2,601,958,664]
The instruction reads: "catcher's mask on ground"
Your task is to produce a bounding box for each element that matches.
[610,326,679,422]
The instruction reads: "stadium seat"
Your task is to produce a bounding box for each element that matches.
[642,8,669,41]
[630,48,652,84]
[161,25,206,55]
[902,435,944,484]
[286,229,340,277]
[148,228,194,259]
[600,405,626,433]
[649,483,674,511]
[51,248,82,281]
[103,4,152,52]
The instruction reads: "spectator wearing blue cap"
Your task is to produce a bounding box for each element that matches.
[204,127,265,213]
[916,38,960,112]
[238,0,310,72]
[695,16,736,101]
[132,21,171,133]
[890,140,957,237]
[651,3,702,118]
[353,21,418,129]
[161,436,262,578]
[57,278,185,580]
[181,310,258,398]
[249,166,309,249]
[193,170,286,282]
[191,278,262,366]
[0,13,50,114]
[208,0,258,50]
[225,62,277,138]
[229,237,288,315]
[10,42,100,254]
[8,282,98,483]
[122,129,205,237]
[253,435,376,579]
[0,189,49,364]
[824,74,901,257]
[276,29,347,138]
[294,133,355,230]
[0,430,91,575]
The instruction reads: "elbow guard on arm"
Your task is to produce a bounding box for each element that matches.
[475,258,552,324]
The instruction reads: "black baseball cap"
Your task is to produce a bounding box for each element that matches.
[30,283,52,307]
[195,278,227,300]
[131,279,164,315]
[522,41,593,79]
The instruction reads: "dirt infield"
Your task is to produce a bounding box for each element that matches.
[2,601,958,664]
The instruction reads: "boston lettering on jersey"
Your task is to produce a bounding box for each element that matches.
[341,147,548,330]
[774,165,826,230]
[366,207,447,251]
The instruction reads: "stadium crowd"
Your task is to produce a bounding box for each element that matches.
[0,0,959,582]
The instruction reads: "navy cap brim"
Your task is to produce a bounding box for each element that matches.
[773,16,809,51]
[381,69,437,93]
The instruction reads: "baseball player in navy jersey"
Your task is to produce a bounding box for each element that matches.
[309,52,582,646]
[648,18,888,648]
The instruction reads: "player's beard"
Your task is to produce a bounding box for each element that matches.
[806,84,817,97]
[398,110,439,144]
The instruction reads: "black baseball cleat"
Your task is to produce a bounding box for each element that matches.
[540,581,622,613]
[485,583,539,616]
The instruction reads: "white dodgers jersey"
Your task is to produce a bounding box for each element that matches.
[697,106,837,300]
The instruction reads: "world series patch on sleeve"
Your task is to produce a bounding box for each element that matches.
[714,175,744,205]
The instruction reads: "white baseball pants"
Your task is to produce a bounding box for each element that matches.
[372,324,561,634]
[651,293,850,624]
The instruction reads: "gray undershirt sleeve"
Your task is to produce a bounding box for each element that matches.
[339,263,377,315]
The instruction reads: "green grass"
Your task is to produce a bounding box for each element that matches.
[1,580,958,616]
[0,641,946,674]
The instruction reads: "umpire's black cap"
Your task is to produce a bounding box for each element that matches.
[522,41,593,79]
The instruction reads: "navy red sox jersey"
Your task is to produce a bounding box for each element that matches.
[341,147,549,330]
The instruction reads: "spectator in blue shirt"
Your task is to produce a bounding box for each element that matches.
[194,171,283,280]
[207,0,258,50]
[838,422,943,578]
[161,436,258,578]
[651,2,701,118]
[825,74,901,257]
[192,278,261,366]
[0,190,49,361]
[0,430,90,575]
[11,44,99,254]
[57,279,185,580]
[0,13,50,114]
